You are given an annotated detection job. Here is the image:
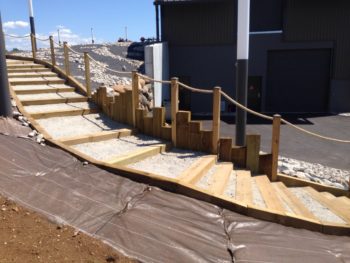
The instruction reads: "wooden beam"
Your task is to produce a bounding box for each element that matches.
[178,155,217,185]
[254,175,285,212]
[235,170,253,204]
[107,144,168,166]
[271,114,281,181]
[58,129,134,145]
[219,138,232,162]
[171,77,179,147]
[63,42,70,76]
[84,52,91,98]
[212,87,221,154]
[176,111,191,149]
[153,107,165,138]
[21,97,87,106]
[9,78,65,86]
[246,134,260,174]
[31,108,98,119]
[209,162,233,195]
[231,146,246,168]
[131,71,140,127]
[49,36,56,66]
[14,87,75,95]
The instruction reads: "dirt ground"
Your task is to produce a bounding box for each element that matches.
[0,195,137,263]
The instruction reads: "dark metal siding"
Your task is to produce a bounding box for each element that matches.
[284,0,350,80]
[161,1,236,45]
[250,0,283,31]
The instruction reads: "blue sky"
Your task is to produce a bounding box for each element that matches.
[0,0,156,50]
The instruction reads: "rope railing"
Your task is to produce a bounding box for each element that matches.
[34,35,50,42]
[136,73,171,84]
[178,81,213,94]
[4,33,30,39]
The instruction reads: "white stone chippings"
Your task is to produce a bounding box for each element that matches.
[128,149,204,179]
[289,188,346,224]
[224,171,237,198]
[279,156,350,189]
[251,179,266,208]
[196,166,216,190]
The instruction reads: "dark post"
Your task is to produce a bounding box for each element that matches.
[0,13,13,117]
[154,1,160,42]
[28,0,37,51]
[235,0,250,146]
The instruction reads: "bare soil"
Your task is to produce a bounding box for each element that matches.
[0,195,137,263]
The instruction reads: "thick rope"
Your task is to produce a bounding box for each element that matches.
[178,82,213,94]
[136,73,171,84]
[34,35,50,42]
[4,33,30,39]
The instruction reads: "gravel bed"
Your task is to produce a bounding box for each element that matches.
[17,92,84,101]
[252,179,266,208]
[119,134,164,146]
[13,84,72,91]
[196,166,216,190]
[36,113,130,139]
[128,149,205,179]
[224,171,237,198]
[72,135,164,161]
[24,102,95,113]
[289,188,345,224]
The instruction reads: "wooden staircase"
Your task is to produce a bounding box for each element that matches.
[6,57,350,235]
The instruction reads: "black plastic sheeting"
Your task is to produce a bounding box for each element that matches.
[0,120,350,262]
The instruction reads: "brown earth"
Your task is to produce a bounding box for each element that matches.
[0,195,137,263]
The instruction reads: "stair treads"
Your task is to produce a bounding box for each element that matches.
[72,135,164,161]
[24,102,95,113]
[8,72,56,78]
[10,76,64,83]
[36,113,130,139]
[208,163,233,195]
[7,63,45,68]
[289,187,346,224]
[13,84,73,91]
[196,166,217,190]
[254,175,284,211]
[224,171,237,199]
[128,149,205,179]
[235,170,253,204]
[17,92,84,101]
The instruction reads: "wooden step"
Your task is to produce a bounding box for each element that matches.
[8,72,57,78]
[7,68,50,73]
[107,144,169,166]
[178,155,217,185]
[7,63,45,69]
[337,196,350,206]
[15,86,75,95]
[58,129,135,146]
[10,77,65,86]
[320,191,336,200]
[235,170,253,204]
[208,163,233,195]
[254,175,284,211]
[305,187,350,224]
[31,107,99,119]
[21,97,87,106]
[273,182,317,220]
[6,59,31,64]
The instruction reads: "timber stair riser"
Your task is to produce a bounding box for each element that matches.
[10,79,66,86]
[21,97,88,106]
[8,68,50,73]
[8,73,57,78]
[14,87,75,95]
[31,108,99,119]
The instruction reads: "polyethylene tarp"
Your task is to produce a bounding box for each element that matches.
[0,121,350,262]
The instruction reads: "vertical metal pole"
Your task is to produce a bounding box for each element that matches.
[91,28,94,44]
[155,1,160,42]
[84,52,91,98]
[49,36,56,66]
[0,13,13,117]
[57,29,61,46]
[235,0,250,146]
[28,0,37,51]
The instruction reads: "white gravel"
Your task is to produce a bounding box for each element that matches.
[72,135,164,161]
[36,113,130,139]
[17,92,84,101]
[196,166,216,190]
[252,179,266,208]
[289,187,345,224]
[224,171,237,198]
[279,156,350,189]
[128,149,204,179]
[24,102,95,113]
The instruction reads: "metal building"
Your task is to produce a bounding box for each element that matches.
[154,0,350,114]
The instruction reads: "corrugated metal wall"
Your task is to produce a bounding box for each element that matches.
[161,1,236,45]
[284,0,350,80]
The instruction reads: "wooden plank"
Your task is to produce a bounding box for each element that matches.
[176,111,190,149]
[8,72,57,78]
[143,116,154,136]
[31,108,99,119]
[7,64,45,69]
[178,155,217,185]
[107,144,167,166]
[131,71,140,127]
[189,121,202,151]
[161,125,172,141]
[10,79,65,86]
[271,115,281,181]
[58,129,134,146]
[8,68,50,73]
[171,78,179,147]
[273,182,317,220]
[136,108,146,133]
[21,97,87,106]
[153,107,165,138]
[305,186,350,223]
[209,163,233,195]
[125,90,134,126]
[246,134,260,174]
[219,138,232,162]
[231,146,246,168]
[235,170,253,204]
[14,87,75,95]
[259,153,272,176]
[255,175,284,212]
[201,130,212,153]
[211,87,221,154]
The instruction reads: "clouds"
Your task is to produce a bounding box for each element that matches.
[3,21,29,29]
[50,26,91,45]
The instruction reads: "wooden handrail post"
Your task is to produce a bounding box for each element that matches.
[212,87,221,154]
[63,41,70,76]
[271,114,281,181]
[30,33,36,59]
[131,71,140,127]
[49,36,56,66]
[171,77,179,147]
[84,52,92,98]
